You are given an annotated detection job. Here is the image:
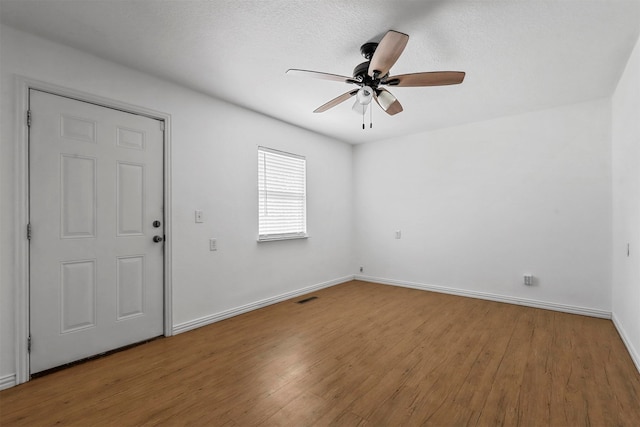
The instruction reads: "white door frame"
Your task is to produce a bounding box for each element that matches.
[13,76,173,384]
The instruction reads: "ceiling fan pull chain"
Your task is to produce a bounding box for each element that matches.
[362,108,365,130]
[370,103,373,128]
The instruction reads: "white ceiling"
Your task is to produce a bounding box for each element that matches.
[1,0,639,144]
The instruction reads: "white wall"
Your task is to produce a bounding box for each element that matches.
[0,25,354,383]
[354,99,612,314]
[612,35,640,370]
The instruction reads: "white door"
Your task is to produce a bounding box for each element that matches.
[29,90,164,374]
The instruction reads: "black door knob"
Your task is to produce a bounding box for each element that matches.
[153,235,163,243]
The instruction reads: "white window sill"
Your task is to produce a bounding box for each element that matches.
[257,234,309,242]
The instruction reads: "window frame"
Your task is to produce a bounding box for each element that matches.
[257,146,308,242]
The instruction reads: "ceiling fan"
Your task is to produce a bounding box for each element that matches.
[287,30,465,125]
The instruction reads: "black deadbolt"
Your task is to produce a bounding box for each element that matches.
[153,220,161,228]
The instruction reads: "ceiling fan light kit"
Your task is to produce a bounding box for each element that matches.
[286,30,466,129]
[356,86,373,105]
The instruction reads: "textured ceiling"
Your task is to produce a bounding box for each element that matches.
[1,0,639,144]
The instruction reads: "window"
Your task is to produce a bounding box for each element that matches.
[258,147,307,241]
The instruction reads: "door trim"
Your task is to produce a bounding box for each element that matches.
[14,76,173,384]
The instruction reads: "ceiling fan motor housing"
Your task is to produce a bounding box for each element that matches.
[353,61,370,79]
[353,60,386,88]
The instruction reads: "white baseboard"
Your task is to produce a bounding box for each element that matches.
[173,275,355,335]
[612,314,640,374]
[0,373,16,391]
[355,275,612,319]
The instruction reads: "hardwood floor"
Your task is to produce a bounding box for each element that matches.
[1,280,639,426]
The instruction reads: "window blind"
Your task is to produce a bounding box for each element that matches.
[258,147,307,240]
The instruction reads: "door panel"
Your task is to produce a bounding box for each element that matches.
[61,154,97,238]
[60,260,97,333]
[117,161,145,236]
[116,255,145,319]
[29,90,164,374]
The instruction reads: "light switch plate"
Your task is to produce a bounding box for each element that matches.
[195,210,204,223]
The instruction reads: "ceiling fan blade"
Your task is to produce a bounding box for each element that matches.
[383,71,466,87]
[374,88,403,115]
[314,89,359,113]
[368,30,409,78]
[287,69,356,84]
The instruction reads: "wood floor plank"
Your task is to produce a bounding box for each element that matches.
[1,280,638,426]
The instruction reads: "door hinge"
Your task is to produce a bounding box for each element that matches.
[27,335,31,353]
[159,121,165,131]
[27,223,32,240]
[26,110,32,127]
